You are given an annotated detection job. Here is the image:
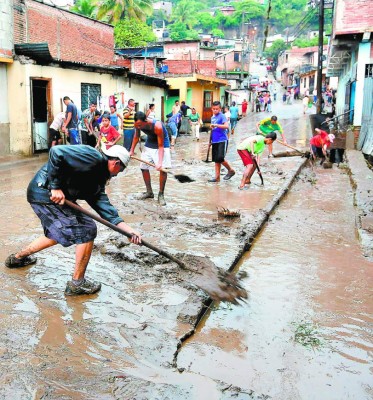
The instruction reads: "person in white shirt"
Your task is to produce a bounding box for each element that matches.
[49,112,66,147]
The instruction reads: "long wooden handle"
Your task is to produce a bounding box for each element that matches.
[64,199,186,269]
[130,155,169,174]
[277,140,304,154]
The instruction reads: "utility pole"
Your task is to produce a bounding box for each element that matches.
[316,0,324,114]
[240,12,246,81]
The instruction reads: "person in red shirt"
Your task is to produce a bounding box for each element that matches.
[241,99,248,117]
[310,128,335,162]
[96,113,122,150]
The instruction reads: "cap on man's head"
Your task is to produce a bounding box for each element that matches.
[328,134,335,143]
[101,145,130,167]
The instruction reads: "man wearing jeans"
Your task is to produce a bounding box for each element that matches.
[62,96,80,144]
[123,98,136,151]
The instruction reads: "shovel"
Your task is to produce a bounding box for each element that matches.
[203,144,212,163]
[64,199,247,304]
[130,156,194,183]
[252,157,264,185]
[277,140,311,159]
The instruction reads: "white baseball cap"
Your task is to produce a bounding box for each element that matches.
[328,134,335,143]
[101,144,130,167]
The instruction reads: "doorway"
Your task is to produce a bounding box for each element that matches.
[31,78,52,153]
[202,91,213,123]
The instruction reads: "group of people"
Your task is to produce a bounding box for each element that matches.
[49,97,124,150]
[6,84,339,298]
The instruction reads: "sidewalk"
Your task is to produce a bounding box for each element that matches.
[0,153,48,169]
[346,150,373,260]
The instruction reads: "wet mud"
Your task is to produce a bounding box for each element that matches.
[2,100,364,398]
[178,165,373,399]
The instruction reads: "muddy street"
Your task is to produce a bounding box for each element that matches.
[0,96,372,399]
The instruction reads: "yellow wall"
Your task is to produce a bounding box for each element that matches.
[7,61,165,155]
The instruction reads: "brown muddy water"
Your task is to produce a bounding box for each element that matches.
[2,101,365,399]
[178,166,373,399]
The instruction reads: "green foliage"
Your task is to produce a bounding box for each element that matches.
[292,321,323,349]
[114,18,156,47]
[96,0,153,23]
[293,36,328,48]
[70,0,97,18]
[211,28,224,38]
[263,39,289,60]
[171,0,200,29]
[198,12,220,30]
[168,22,200,41]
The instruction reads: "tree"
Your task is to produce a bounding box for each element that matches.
[292,36,328,48]
[168,22,200,41]
[70,0,97,18]
[114,18,156,47]
[263,39,289,61]
[171,0,200,29]
[96,0,153,23]
[211,28,224,38]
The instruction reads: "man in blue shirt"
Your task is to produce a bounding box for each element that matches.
[4,145,142,296]
[62,96,80,145]
[167,111,182,147]
[208,101,235,183]
[229,101,239,135]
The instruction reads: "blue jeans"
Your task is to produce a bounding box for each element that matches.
[68,129,80,145]
[230,118,238,130]
[123,128,135,151]
[168,121,178,138]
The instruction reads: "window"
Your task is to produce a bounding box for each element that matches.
[365,64,373,78]
[204,91,212,108]
[81,83,101,110]
[234,52,240,62]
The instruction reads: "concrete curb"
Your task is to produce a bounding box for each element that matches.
[174,157,309,363]
[346,150,373,260]
[228,156,309,272]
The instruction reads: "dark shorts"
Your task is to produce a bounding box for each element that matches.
[310,144,324,158]
[212,141,228,163]
[237,149,254,166]
[49,128,61,142]
[30,203,97,247]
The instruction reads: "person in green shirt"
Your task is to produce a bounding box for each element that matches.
[237,132,277,189]
[189,107,202,140]
[256,115,286,157]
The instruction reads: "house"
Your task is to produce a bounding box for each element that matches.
[0,0,13,156]
[326,0,373,156]
[7,0,167,155]
[277,46,329,92]
[117,41,228,122]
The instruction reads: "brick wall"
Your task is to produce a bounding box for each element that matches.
[0,0,13,59]
[334,0,373,36]
[164,41,200,60]
[130,58,156,75]
[13,0,115,66]
[164,60,216,76]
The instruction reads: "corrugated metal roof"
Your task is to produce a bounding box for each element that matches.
[14,43,53,63]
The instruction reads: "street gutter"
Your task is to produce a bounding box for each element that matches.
[173,156,309,367]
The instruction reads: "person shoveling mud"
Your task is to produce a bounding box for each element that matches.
[237,132,277,189]
[4,145,247,304]
[4,145,142,296]
[310,128,335,167]
[66,200,248,304]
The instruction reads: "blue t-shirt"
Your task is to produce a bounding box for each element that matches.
[110,112,119,127]
[66,103,79,129]
[211,113,228,143]
[169,113,182,125]
[230,106,239,119]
